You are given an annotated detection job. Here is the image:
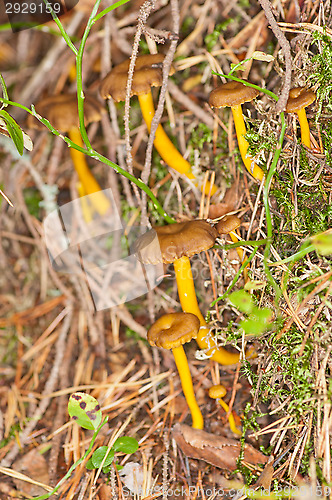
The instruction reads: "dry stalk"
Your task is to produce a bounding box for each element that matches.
[258,0,292,112]
[140,0,180,227]
[123,0,157,206]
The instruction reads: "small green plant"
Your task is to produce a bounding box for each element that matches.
[85,436,138,474]
[0,75,32,155]
[228,289,273,336]
[310,229,332,255]
[68,393,138,473]
[31,392,138,500]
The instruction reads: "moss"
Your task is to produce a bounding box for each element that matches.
[245,121,277,158]
[204,20,233,52]
[321,119,332,168]
[271,165,331,258]
[23,187,42,219]
[309,30,332,118]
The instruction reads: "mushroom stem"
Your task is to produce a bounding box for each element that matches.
[138,92,217,195]
[68,127,110,215]
[76,182,93,223]
[173,255,240,365]
[230,105,264,182]
[172,345,204,429]
[209,385,241,435]
[229,230,248,282]
[217,398,242,436]
[296,107,311,149]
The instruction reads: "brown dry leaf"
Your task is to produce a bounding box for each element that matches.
[12,449,49,497]
[173,423,268,471]
[253,455,275,490]
[97,484,113,500]
[208,182,240,220]
[172,395,190,416]
[208,202,235,220]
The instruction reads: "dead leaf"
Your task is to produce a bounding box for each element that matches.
[253,455,275,490]
[97,484,113,500]
[12,449,50,497]
[173,423,268,471]
[208,203,235,220]
[208,182,240,220]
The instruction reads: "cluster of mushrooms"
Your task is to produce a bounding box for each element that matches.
[28,53,316,431]
[28,54,316,201]
[134,217,242,431]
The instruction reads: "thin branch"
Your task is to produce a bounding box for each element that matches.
[258,0,292,112]
[123,0,157,205]
[140,0,180,226]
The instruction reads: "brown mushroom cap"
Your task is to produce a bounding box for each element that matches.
[147,312,200,349]
[208,384,227,399]
[27,93,105,132]
[99,54,175,102]
[285,87,316,113]
[216,215,241,235]
[209,81,259,108]
[134,220,218,265]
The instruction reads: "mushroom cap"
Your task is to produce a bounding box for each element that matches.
[27,93,105,132]
[99,54,175,102]
[134,220,218,265]
[147,312,200,349]
[285,87,316,113]
[208,384,227,399]
[216,215,241,235]
[209,81,259,108]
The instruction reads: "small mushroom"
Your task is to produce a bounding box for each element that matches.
[209,81,264,182]
[208,384,241,435]
[285,87,316,149]
[100,54,216,194]
[27,93,109,215]
[216,214,241,236]
[148,312,203,429]
[134,219,240,365]
[217,215,248,281]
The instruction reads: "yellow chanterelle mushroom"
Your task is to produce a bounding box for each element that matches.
[209,81,264,182]
[134,219,240,366]
[100,54,216,195]
[28,93,110,215]
[148,312,203,429]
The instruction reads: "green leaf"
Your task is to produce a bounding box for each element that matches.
[85,458,96,470]
[91,446,115,468]
[0,109,24,155]
[228,290,254,314]
[244,280,266,291]
[240,307,272,335]
[230,61,246,72]
[0,74,9,105]
[113,436,139,454]
[68,393,102,430]
[311,230,332,256]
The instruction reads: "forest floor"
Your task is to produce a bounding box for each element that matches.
[0,0,331,498]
